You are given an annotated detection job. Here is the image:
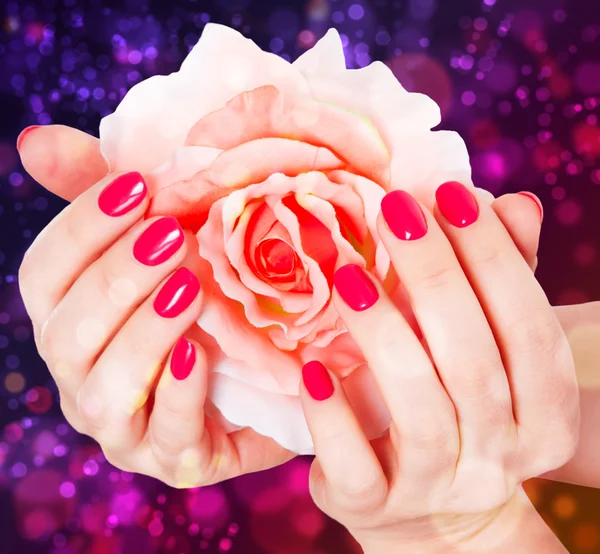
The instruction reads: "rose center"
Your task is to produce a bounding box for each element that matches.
[254,238,300,282]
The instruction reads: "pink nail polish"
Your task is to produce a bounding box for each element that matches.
[133,217,184,266]
[435,181,480,228]
[517,191,544,223]
[154,267,200,318]
[333,264,379,312]
[16,126,40,151]
[171,338,196,380]
[302,361,334,401]
[98,172,147,217]
[381,190,428,240]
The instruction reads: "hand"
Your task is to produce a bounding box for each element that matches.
[18,168,294,487]
[299,183,578,553]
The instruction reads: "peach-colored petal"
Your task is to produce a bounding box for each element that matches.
[199,175,331,341]
[100,24,309,174]
[226,202,313,313]
[186,84,390,187]
[145,146,222,196]
[197,263,302,395]
[204,137,343,189]
[329,170,390,281]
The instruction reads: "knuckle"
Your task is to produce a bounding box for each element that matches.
[333,474,387,514]
[469,244,505,269]
[510,311,565,358]
[417,262,459,292]
[102,449,130,472]
[18,251,35,298]
[39,316,62,365]
[408,418,458,461]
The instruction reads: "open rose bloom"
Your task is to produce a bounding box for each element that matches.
[100,24,487,454]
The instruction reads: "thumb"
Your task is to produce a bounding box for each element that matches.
[17,124,109,202]
[491,191,544,272]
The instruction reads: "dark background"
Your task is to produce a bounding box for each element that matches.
[1,0,600,552]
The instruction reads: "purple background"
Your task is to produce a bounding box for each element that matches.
[1,0,600,552]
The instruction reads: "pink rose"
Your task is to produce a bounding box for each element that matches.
[99,24,486,453]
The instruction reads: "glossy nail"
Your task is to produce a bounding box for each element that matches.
[133,217,184,266]
[98,172,147,217]
[333,264,379,312]
[154,267,200,318]
[381,190,428,240]
[435,181,480,228]
[517,191,544,223]
[302,361,334,401]
[16,126,40,151]
[171,337,196,380]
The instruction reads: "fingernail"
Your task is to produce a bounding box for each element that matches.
[333,264,379,311]
[98,172,147,217]
[133,217,184,266]
[16,126,40,151]
[517,191,544,223]
[171,337,196,380]
[302,361,334,401]
[154,267,200,318]
[435,181,480,228]
[381,190,428,240]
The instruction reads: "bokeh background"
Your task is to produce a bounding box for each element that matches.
[1,0,599,552]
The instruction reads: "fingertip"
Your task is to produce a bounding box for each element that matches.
[19,124,108,201]
[302,360,335,402]
[169,337,206,382]
[493,192,542,272]
[16,125,41,152]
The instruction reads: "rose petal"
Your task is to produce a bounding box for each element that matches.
[146,146,222,196]
[328,170,390,281]
[293,28,346,76]
[186,84,390,187]
[198,269,302,395]
[227,202,313,313]
[100,24,309,174]
[207,360,391,455]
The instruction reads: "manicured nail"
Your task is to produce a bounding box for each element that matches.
[171,337,196,380]
[154,267,200,318]
[302,361,334,401]
[133,217,184,266]
[98,172,147,217]
[435,181,480,228]
[16,126,40,151]
[381,190,428,240]
[333,264,379,311]
[517,191,544,223]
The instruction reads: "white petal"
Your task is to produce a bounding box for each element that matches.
[208,359,391,455]
[100,23,308,174]
[294,28,346,77]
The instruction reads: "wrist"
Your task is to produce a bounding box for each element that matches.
[353,489,567,554]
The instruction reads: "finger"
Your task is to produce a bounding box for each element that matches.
[299,361,387,511]
[145,337,213,487]
[378,190,515,457]
[17,125,108,201]
[332,264,458,475]
[76,265,203,452]
[38,217,188,404]
[492,192,543,272]
[432,181,576,460]
[19,172,149,337]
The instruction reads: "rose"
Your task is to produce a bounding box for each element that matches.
[99,23,487,454]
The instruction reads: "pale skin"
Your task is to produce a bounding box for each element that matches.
[17,125,600,550]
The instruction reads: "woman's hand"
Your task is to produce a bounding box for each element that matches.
[19,170,293,488]
[299,182,579,553]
